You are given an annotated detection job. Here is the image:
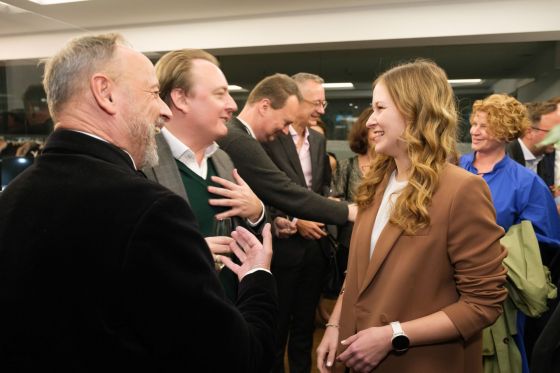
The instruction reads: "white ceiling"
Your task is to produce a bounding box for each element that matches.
[0,0,559,100]
[0,0,435,36]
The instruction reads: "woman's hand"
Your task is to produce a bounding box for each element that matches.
[336,325,393,373]
[316,325,340,373]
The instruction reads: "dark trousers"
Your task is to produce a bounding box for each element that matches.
[525,245,560,362]
[271,240,328,373]
[531,301,560,373]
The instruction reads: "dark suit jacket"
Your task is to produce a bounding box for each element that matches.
[507,139,556,187]
[218,117,348,225]
[0,130,277,372]
[261,129,331,266]
[262,129,331,197]
[531,299,560,373]
[143,133,266,235]
[507,138,560,288]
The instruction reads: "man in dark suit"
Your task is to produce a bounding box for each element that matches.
[507,100,557,189]
[507,98,560,362]
[218,75,357,226]
[261,72,332,373]
[142,49,266,300]
[0,33,277,372]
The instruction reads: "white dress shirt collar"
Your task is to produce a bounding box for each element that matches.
[288,124,309,141]
[236,117,257,140]
[161,127,219,179]
[518,138,543,173]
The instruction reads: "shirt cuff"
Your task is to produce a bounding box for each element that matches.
[246,201,265,226]
[243,267,272,279]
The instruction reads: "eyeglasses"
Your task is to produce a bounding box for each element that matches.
[531,127,550,133]
[303,99,328,109]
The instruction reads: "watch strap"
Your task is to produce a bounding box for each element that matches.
[390,321,404,336]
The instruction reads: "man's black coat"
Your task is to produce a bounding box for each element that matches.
[0,130,277,372]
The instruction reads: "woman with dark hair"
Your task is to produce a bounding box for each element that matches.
[332,107,375,203]
[316,60,507,373]
[329,107,375,278]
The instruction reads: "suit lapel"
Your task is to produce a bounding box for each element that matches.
[279,134,307,187]
[537,151,555,187]
[355,170,404,297]
[231,117,251,136]
[308,132,322,192]
[507,140,526,167]
[354,201,380,285]
[150,134,189,202]
[211,150,235,183]
[359,222,403,296]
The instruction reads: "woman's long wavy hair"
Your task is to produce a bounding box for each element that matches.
[355,59,458,234]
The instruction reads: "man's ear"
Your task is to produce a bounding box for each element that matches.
[257,98,271,116]
[91,73,117,115]
[170,88,188,114]
[524,127,535,141]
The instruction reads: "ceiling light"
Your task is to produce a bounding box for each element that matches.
[228,85,246,92]
[322,82,354,90]
[28,0,89,5]
[447,79,483,85]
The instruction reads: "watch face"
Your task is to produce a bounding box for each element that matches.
[392,335,409,352]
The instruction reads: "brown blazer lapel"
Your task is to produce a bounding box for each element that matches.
[356,171,404,297]
[354,202,379,284]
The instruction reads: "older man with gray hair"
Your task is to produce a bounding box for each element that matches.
[0,33,277,372]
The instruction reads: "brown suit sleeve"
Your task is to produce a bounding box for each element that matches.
[442,173,508,341]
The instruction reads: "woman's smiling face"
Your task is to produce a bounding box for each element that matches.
[469,110,504,154]
[366,81,408,160]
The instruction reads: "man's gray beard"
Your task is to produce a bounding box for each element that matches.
[141,120,163,169]
[129,116,161,169]
[142,132,159,169]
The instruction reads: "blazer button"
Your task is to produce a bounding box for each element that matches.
[380,313,388,324]
[503,337,510,344]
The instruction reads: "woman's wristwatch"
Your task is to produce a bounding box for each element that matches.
[390,321,410,352]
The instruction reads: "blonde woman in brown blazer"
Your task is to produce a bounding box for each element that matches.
[316,60,508,373]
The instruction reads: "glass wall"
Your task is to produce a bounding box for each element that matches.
[320,95,482,160]
[0,60,51,159]
[0,56,487,161]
